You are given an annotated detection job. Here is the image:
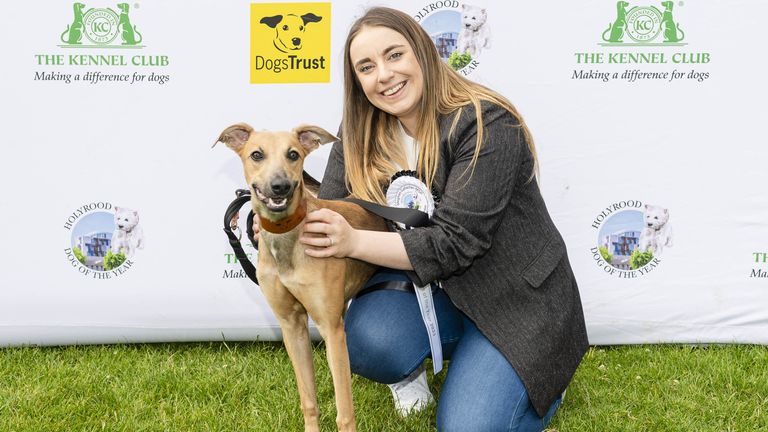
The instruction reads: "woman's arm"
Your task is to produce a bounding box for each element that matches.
[300,207,413,269]
[398,104,526,286]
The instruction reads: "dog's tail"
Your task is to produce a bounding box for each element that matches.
[303,170,321,197]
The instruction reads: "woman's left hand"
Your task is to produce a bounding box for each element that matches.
[300,208,358,258]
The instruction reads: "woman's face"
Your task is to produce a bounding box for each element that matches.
[349,26,424,125]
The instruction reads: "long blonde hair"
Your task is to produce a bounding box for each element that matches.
[342,7,538,204]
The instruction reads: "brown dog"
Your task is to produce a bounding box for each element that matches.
[216,123,387,432]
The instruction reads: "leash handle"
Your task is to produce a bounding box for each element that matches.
[224,189,258,284]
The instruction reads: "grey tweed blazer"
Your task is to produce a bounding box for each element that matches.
[318,101,589,417]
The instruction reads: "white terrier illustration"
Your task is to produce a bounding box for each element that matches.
[457,4,491,58]
[638,204,673,256]
[111,207,144,258]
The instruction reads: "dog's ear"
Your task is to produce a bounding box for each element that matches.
[300,13,322,26]
[214,123,253,152]
[293,125,338,153]
[260,15,283,29]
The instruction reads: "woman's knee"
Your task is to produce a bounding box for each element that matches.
[344,291,431,383]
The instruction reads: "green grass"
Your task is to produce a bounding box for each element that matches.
[1,343,766,431]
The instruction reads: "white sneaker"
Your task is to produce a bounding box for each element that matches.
[387,364,435,416]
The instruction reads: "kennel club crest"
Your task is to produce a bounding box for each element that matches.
[600,1,686,45]
[414,2,492,76]
[590,200,674,279]
[60,2,144,47]
[63,201,144,280]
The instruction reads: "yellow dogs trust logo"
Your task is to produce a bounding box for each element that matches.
[250,3,330,84]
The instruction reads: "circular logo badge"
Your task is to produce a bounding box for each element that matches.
[417,4,490,75]
[597,209,647,270]
[626,7,662,42]
[64,202,143,279]
[386,172,435,229]
[83,8,120,45]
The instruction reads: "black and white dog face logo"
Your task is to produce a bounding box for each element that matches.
[260,13,322,53]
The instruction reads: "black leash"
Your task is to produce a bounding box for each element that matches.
[222,173,430,285]
[223,189,259,284]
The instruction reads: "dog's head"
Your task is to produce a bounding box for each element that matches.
[114,207,140,231]
[215,123,337,218]
[461,4,487,31]
[643,204,669,230]
[117,3,129,13]
[259,13,322,53]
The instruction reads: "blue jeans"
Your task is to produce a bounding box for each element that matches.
[345,285,562,432]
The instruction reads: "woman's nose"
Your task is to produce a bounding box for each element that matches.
[377,64,394,83]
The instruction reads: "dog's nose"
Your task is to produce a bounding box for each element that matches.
[271,179,291,196]
[292,37,301,46]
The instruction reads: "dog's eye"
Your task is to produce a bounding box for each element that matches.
[282,25,288,30]
[299,25,304,31]
[287,150,300,161]
[250,150,264,161]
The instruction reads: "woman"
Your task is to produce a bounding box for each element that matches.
[263,7,589,431]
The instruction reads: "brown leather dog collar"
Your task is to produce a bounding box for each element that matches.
[259,200,307,234]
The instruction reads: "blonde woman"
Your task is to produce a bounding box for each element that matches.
[259,7,588,431]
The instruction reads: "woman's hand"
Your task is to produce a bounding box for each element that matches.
[300,208,359,258]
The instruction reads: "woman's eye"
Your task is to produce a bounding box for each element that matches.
[250,151,264,161]
[359,64,373,73]
[287,150,300,161]
[389,52,402,60]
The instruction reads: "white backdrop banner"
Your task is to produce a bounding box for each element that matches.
[1,0,766,346]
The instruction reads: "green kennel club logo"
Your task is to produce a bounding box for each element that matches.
[60,2,144,48]
[601,1,685,45]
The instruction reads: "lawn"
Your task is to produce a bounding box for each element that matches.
[1,343,766,431]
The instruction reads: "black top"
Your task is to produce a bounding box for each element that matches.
[319,101,589,417]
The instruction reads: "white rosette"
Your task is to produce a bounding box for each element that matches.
[386,173,435,230]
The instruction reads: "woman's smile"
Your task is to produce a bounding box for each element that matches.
[381,80,407,97]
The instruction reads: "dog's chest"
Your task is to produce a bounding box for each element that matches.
[262,231,300,272]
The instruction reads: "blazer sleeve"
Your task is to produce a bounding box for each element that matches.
[399,105,525,286]
[318,139,350,200]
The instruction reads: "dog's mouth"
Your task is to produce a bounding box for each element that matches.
[253,185,292,212]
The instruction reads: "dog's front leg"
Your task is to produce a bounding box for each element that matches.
[304,275,356,432]
[260,276,320,432]
[279,309,320,432]
[319,316,355,432]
